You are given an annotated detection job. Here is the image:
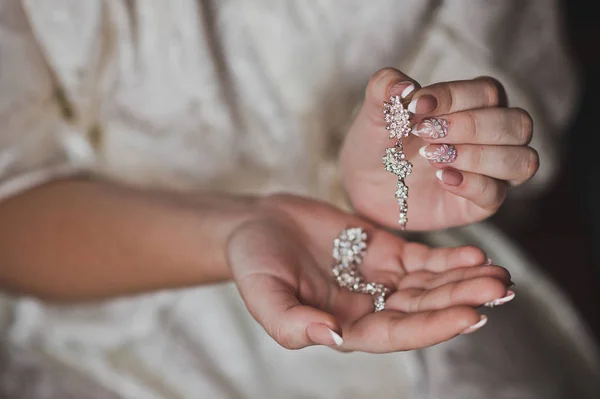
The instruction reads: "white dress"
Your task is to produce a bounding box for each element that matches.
[0,1,598,398]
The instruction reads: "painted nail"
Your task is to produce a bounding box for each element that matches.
[307,323,344,346]
[401,83,415,99]
[461,315,488,334]
[436,169,463,186]
[408,95,437,114]
[484,290,516,308]
[390,81,415,99]
[411,117,448,139]
[419,144,457,163]
[328,329,344,346]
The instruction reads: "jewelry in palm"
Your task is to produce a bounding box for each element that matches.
[332,227,389,312]
[382,95,413,229]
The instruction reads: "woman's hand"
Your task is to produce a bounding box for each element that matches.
[341,68,539,231]
[228,194,512,352]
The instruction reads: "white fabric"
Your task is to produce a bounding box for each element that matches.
[0,1,598,398]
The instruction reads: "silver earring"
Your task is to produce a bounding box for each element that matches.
[383,95,413,229]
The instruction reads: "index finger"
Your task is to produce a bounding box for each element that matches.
[408,77,507,116]
[343,68,421,170]
[342,307,486,352]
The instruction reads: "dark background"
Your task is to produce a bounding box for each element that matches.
[493,0,599,341]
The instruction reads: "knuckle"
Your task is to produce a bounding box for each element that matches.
[474,177,502,213]
[474,145,486,173]
[411,291,426,313]
[368,68,398,91]
[503,149,522,174]
[514,107,534,144]
[507,147,539,184]
[476,174,490,197]
[466,111,480,142]
[443,85,455,113]
[448,281,461,306]
[386,317,402,346]
[273,323,297,350]
[525,148,540,179]
[476,76,504,106]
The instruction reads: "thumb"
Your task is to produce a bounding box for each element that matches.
[238,274,343,349]
[342,68,419,171]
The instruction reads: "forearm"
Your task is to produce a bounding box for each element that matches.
[0,178,257,301]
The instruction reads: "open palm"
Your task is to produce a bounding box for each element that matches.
[228,195,511,352]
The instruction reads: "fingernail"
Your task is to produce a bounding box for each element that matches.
[390,81,415,99]
[408,95,437,114]
[435,169,463,186]
[307,323,344,346]
[329,329,344,346]
[419,144,458,163]
[411,117,448,139]
[484,290,516,308]
[401,83,415,99]
[461,315,488,335]
[485,258,493,265]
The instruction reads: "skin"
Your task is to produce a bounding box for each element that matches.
[0,68,527,352]
[230,194,510,352]
[341,68,539,231]
[0,179,254,299]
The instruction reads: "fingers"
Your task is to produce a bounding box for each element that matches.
[364,68,418,125]
[423,264,513,289]
[238,274,342,350]
[396,264,511,291]
[408,76,506,116]
[342,306,484,352]
[402,243,487,273]
[411,107,533,145]
[387,276,510,313]
[435,169,508,211]
[343,68,419,171]
[420,144,539,185]
[422,245,487,272]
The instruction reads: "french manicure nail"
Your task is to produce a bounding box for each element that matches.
[408,95,437,114]
[390,81,414,99]
[461,315,488,334]
[408,100,417,113]
[401,83,415,99]
[435,169,463,186]
[328,328,344,346]
[411,117,448,139]
[419,144,458,163]
[307,323,344,347]
[484,290,516,308]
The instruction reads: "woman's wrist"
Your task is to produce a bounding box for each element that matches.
[189,193,264,283]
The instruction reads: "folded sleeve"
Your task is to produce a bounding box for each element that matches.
[0,2,90,201]
[401,0,578,196]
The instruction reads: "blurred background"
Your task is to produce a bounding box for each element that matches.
[492,0,600,341]
[0,1,598,398]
